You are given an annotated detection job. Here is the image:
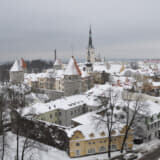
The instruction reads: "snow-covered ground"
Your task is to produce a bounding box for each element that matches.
[2,132,160,160]
[2,132,121,160]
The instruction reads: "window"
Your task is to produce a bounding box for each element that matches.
[76,150,80,156]
[112,138,116,142]
[88,148,96,154]
[71,111,73,115]
[101,132,105,136]
[111,145,117,151]
[88,142,91,144]
[89,133,94,137]
[59,111,61,116]
[50,114,52,119]
[76,143,80,146]
[93,142,95,144]
[124,143,128,149]
[99,146,106,152]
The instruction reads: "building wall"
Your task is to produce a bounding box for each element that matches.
[38,77,55,90]
[55,78,64,91]
[53,65,62,70]
[64,75,81,96]
[81,76,94,92]
[35,103,89,127]
[36,109,59,123]
[34,88,64,100]
[10,71,24,83]
[147,120,160,140]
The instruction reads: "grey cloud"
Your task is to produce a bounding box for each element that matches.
[1,0,160,62]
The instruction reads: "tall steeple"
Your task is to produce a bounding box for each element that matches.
[88,25,94,49]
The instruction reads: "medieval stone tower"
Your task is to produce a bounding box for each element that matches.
[10,59,25,84]
[64,56,82,96]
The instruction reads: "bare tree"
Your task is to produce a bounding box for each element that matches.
[0,94,6,160]
[94,88,119,159]
[21,136,40,160]
[8,89,25,160]
[120,92,149,153]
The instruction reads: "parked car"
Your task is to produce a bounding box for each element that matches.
[123,153,138,160]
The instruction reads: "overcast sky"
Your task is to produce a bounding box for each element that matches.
[1,0,160,62]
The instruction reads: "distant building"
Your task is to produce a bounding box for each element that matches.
[67,112,133,158]
[10,58,27,84]
[147,113,160,140]
[64,56,82,96]
[32,94,101,126]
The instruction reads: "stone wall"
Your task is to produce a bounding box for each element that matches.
[10,71,24,84]
[11,110,69,151]
[34,88,64,100]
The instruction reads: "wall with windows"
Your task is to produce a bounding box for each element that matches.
[69,129,133,157]
[148,120,160,140]
[35,109,59,123]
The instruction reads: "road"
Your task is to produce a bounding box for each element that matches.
[139,146,160,160]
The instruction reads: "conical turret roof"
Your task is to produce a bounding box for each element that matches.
[65,56,81,76]
[10,59,23,72]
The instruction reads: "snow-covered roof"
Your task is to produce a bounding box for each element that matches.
[66,112,125,139]
[146,100,160,115]
[24,69,64,82]
[22,94,101,116]
[54,59,61,66]
[81,70,90,78]
[93,62,108,73]
[10,60,23,72]
[72,111,97,125]
[64,56,81,76]
[152,82,160,87]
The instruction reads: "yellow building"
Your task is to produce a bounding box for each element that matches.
[66,113,133,158]
[68,127,132,157]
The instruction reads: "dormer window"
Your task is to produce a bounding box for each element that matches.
[89,133,94,137]
[100,131,105,136]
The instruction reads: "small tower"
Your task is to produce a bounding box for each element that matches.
[53,49,62,70]
[10,59,24,84]
[64,56,82,96]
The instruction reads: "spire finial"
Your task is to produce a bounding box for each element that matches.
[89,24,92,35]
[88,25,93,49]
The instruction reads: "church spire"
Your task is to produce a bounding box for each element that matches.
[88,25,94,49]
